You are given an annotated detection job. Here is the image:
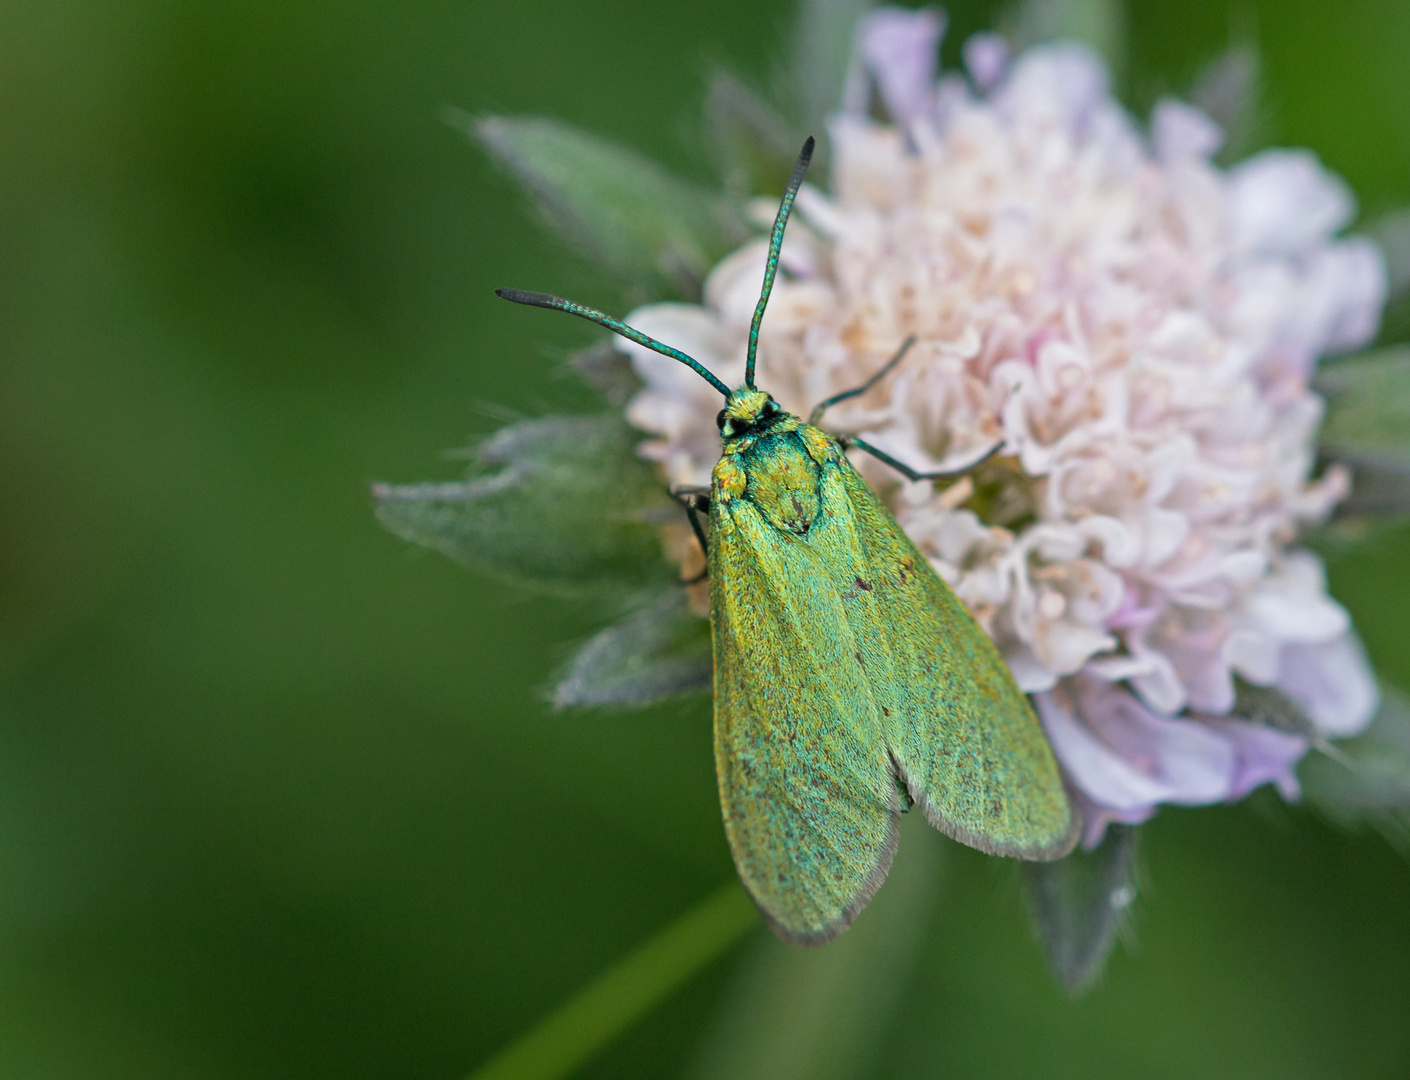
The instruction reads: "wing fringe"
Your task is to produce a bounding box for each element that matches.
[748,810,902,947]
[895,758,1079,861]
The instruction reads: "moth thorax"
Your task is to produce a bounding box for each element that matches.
[746,434,822,536]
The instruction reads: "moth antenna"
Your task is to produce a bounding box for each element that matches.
[496,288,730,398]
[745,136,814,389]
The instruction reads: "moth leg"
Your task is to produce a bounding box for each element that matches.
[808,335,916,426]
[844,436,1006,481]
[670,485,711,582]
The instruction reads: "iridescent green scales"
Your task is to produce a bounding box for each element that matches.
[499,137,1076,945]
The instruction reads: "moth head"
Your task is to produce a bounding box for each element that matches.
[718,388,784,440]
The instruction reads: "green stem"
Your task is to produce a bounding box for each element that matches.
[465,881,760,1080]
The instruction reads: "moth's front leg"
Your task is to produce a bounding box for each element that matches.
[670,485,711,583]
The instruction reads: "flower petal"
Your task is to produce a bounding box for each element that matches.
[1152,97,1223,161]
[855,6,945,128]
[1204,719,1307,800]
[1038,678,1237,814]
[1276,632,1380,737]
[962,32,1008,92]
[1228,149,1355,255]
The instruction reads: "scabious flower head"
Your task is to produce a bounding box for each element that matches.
[615,11,1387,846]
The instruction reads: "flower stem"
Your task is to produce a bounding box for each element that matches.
[465,881,760,1080]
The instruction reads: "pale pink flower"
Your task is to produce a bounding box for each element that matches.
[616,12,1385,844]
[849,5,946,128]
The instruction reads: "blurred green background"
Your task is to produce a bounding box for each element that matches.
[2,1,1410,1077]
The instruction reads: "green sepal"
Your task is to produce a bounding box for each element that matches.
[1230,679,1316,737]
[1003,0,1128,83]
[1330,467,1410,519]
[704,69,800,198]
[552,587,712,709]
[1370,207,1410,307]
[373,414,675,594]
[1318,347,1410,472]
[1301,684,1410,850]
[1316,347,1410,517]
[466,113,750,297]
[788,0,875,159]
[1303,515,1409,562]
[709,0,872,190]
[1022,823,1137,993]
[569,338,643,407]
[1188,42,1264,164]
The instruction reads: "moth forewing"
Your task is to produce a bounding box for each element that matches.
[708,432,902,945]
[828,454,1078,860]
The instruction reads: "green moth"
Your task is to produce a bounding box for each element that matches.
[498,138,1076,944]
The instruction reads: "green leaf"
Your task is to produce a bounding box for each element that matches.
[464,113,750,297]
[1302,684,1410,850]
[1316,347,1410,517]
[688,813,943,1080]
[788,0,874,152]
[1022,824,1137,993]
[1004,0,1128,81]
[553,588,711,709]
[373,414,675,593]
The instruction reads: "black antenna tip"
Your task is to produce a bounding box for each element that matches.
[496,288,557,308]
[786,137,816,190]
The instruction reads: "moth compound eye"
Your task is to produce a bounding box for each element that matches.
[715,409,728,430]
[763,399,778,416]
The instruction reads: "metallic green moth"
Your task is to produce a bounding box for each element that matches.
[498,138,1076,945]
